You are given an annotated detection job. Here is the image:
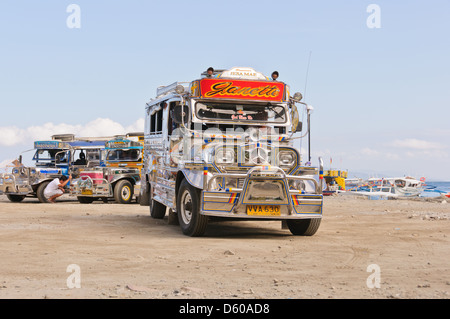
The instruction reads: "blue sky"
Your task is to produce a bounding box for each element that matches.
[1,1,449,180]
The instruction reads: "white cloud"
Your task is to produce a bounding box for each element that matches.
[361,147,379,156]
[0,126,27,146]
[0,118,145,147]
[389,138,445,150]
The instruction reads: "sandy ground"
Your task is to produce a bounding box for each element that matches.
[0,193,448,299]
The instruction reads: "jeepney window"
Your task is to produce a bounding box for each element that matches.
[168,101,181,135]
[196,102,287,123]
[34,150,65,161]
[36,150,55,161]
[107,149,141,162]
[149,103,164,135]
[34,149,68,166]
[156,108,163,133]
[86,150,101,162]
[150,112,157,134]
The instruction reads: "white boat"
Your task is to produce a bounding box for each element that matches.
[342,185,398,198]
[388,176,424,197]
[341,176,424,198]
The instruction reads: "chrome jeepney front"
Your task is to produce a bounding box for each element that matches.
[200,160,324,219]
[70,169,111,197]
[0,169,35,195]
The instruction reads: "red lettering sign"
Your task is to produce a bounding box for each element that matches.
[200,79,285,102]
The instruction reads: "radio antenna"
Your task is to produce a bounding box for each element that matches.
[300,51,312,162]
[303,51,312,99]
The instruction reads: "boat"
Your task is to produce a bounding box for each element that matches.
[387,176,425,197]
[343,184,398,199]
[341,176,425,198]
[323,169,348,196]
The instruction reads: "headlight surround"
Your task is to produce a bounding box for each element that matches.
[215,148,235,165]
[278,151,296,167]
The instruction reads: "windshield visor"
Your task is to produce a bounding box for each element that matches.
[195,102,287,124]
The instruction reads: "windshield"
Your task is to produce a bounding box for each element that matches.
[86,149,104,162]
[196,102,287,124]
[107,149,141,162]
[33,149,68,165]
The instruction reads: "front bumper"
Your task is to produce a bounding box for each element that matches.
[201,165,323,219]
[0,174,33,195]
[70,176,111,197]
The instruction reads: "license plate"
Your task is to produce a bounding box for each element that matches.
[81,190,93,196]
[247,205,281,216]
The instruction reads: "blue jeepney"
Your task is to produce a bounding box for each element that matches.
[0,139,106,203]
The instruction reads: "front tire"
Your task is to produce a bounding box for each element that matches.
[150,199,166,219]
[6,194,26,202]
[114,180,134,204]
[139,181,150,206]
[177,179,208,237]
[286,218,321,236]
[36,181,51,203]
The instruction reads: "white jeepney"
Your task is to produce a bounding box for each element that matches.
[140,67,324,236]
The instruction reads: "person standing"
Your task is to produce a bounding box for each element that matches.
[271,71,279,81]
[44,175,72,203]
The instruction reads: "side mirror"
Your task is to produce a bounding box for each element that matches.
[291,105,302,132]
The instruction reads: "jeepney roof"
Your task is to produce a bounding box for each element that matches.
[34,141,71,150]
[105,138,143,150]
[69,140,106,149]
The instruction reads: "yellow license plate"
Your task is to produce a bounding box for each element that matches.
[247,205,281,216]
[81,190,93,196]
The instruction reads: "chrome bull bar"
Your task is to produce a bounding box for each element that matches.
[0,173,32,195]
[206,165,322,194]
[72,175,111,196]
[201,158,324,218]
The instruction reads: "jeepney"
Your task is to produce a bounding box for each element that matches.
[69,135,144,204]
[140,67,324,237]
[0,136,106,203]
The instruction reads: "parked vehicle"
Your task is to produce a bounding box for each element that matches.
[0,134,107,203]
[69,134,144,204]
[140,67,324,236]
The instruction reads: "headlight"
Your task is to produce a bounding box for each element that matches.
[278,151,296,167]
[215,148,235,164]
[80,178,93,189]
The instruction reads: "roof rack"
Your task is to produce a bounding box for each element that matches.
[52,134,75,141]
[156,82,190,97]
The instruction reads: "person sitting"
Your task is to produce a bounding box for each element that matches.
[74,152,87,165]
[206,67,214,77]
[44,175,72,203]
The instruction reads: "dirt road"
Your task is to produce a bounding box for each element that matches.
[0,194,448,299]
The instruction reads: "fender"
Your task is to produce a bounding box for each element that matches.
[180,168,204,190]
